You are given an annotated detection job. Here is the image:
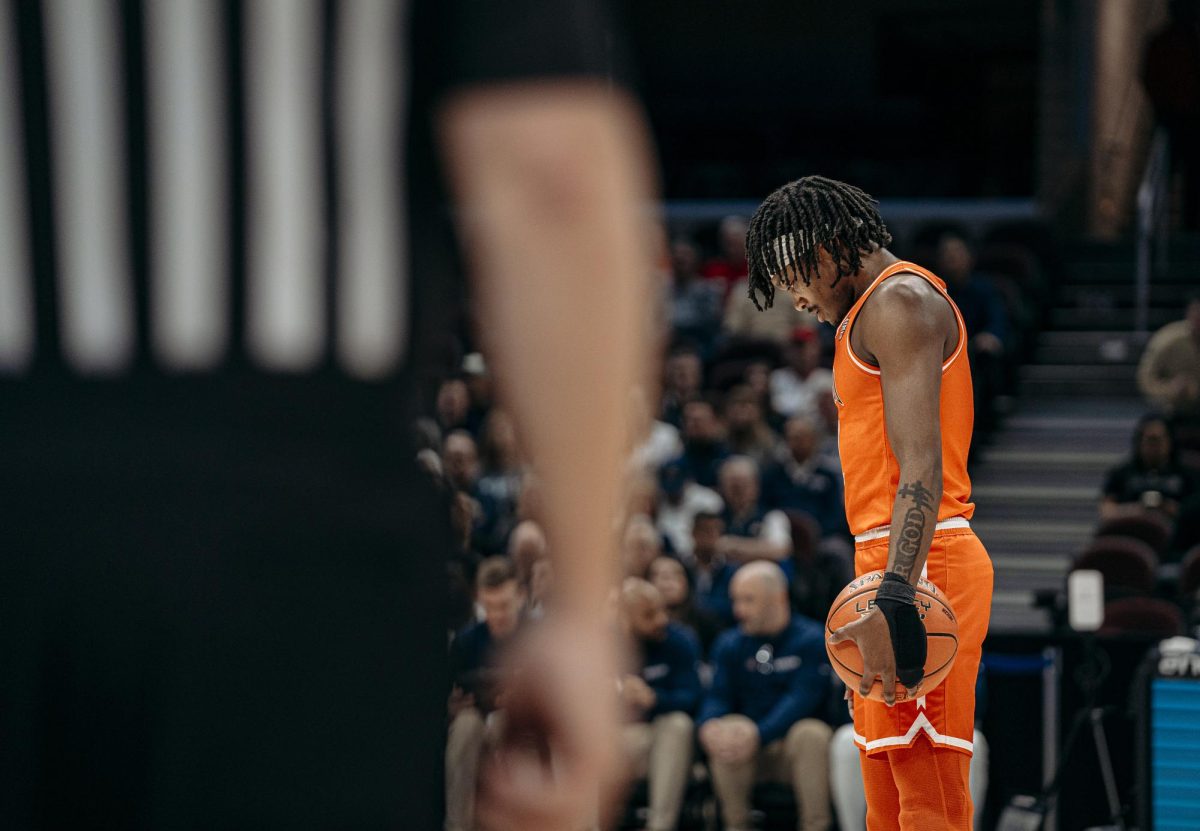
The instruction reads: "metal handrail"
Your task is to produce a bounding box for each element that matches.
[1135,129,1170,335]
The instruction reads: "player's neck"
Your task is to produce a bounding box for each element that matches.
[860,247,902,287]
[844,248,902,308]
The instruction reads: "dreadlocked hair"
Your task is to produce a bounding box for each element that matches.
[745,175,892,311]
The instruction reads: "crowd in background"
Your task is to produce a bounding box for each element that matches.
[1081,293,1200,636]
[421,216,1053,638]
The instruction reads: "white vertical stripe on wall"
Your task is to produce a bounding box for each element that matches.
[335,0,408,379]
[0,2,34,372]
[43,0,133,373]
[145,0,228,371]
[244,0,324,372]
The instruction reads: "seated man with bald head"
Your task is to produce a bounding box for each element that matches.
[697,561,833,831]
[618,578,702,831]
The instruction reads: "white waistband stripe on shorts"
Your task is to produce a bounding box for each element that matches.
[854,516,970,544]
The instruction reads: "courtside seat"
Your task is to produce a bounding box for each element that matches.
[1073,536,1158,597]
[1099,596,1184,638]
[1096,513,1174,556]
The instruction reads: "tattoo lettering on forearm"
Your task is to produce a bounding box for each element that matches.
[894,480,935,577]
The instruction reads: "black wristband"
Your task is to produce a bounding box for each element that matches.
[876,571,917,603]
[873,572,926,689]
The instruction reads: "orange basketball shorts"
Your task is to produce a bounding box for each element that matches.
[851,526,993,758]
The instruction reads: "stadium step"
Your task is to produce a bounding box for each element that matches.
[1061,261,1200,285]
[1057,282,1197,306]
[1047,306,1178,330]
[1017,377,1139,398]
[981,231,1192,631]
[970,395,1143,635]
[1032,331,1149,365]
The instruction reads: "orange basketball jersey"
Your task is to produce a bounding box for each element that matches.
[832,261,975,536]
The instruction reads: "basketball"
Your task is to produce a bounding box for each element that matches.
[825,570,958,703]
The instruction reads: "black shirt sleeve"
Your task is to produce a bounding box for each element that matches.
[416,0,626,99]
[1102,464,1128,501]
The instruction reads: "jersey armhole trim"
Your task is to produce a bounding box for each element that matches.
[844,266,967,376]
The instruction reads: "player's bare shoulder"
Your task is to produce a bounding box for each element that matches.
[856,272,956,363]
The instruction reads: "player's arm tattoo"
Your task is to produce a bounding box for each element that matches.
[893,479,935,580]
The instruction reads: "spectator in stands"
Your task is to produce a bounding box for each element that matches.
[671,399,732,490]
[770,327,831,420]
[717,456,793,570]
[648,555,725,659]
[1137,293,1200,420]
[936,232,1011,438]
[624,514,666,578]
[507,520,547,592]
[447,492,482,634]
[724,384,781,467]
[698,561,833,831]
[662,346,705,427]
[446,557,527,831]
[743,359,788,433]
[724,277,807,344]
[618,579,702,831]
[1101,414,1199,522]
[691,511,736,627]
[656,459,724,562]
[442,430,480,494]
[413,417,445,484]
[445,428,513,555]
[436,377,473,436]
[669,235,725,354]
[763,417,848,539]
[477,409,524,522]
[702,215,751,298]
[631,387,684,473]
[461,352,493,433]
[1142,0,1200,230]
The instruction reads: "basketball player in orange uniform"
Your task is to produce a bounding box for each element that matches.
[745,176,993,830]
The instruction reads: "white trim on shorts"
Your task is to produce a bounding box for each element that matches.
[854,516,970,545]
[852,712,974,754]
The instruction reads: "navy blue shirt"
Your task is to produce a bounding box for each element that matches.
[721,505,795,582]
[449,620,513,713]
[694,562,736,626]
[697,616,832,746]
[946,273,1010,346]
[636,622,703,720]
[762,458,847,537]
[670,442,731,490]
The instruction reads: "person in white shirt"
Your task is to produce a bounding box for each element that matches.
[715,456,793,569]
[770,326,832,420]
[655,459,724,563]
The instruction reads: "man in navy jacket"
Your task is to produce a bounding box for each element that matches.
[446,557,526,831]
[697,561,833,831]
[619,579,702,831]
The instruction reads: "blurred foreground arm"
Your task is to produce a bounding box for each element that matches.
[440,83,657,830]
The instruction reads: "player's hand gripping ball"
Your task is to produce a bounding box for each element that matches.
[825,570,958,703]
